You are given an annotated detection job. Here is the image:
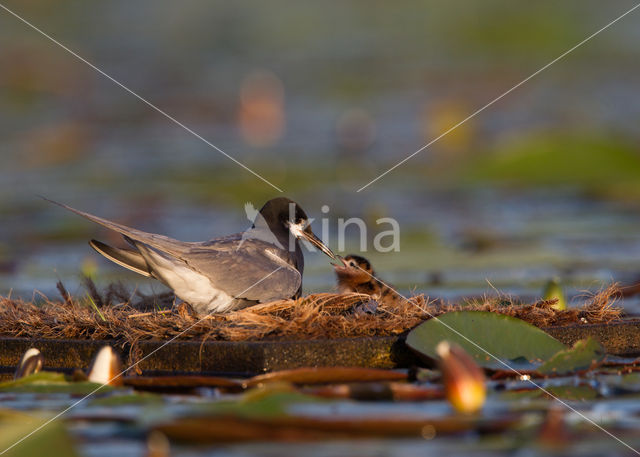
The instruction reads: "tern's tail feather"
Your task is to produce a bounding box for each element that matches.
[89,239,152,277]
[42,196,190,257]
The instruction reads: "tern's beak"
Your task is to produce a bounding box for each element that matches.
[289,222,337,260]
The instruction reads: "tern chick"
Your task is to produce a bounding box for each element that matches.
[333,254,400,305]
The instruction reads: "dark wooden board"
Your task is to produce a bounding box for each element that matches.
[1,320,639,377]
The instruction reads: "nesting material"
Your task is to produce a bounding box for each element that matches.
[0,283,625,347]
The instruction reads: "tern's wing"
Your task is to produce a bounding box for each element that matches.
[44,197,191,257]
[182,239,301,302]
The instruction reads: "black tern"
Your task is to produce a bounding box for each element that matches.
[45,197,337,314]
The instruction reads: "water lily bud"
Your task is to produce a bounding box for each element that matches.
[543,277,566,311]
[14,348,44,379]
[436,341,486,414]
[87,346,123,386]
[146,430,170,457]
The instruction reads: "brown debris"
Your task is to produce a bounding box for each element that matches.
[153,413,517,442]
[0,283,624,349]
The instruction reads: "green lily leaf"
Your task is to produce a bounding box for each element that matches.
[0,409,79,457]
[538,338,605,375]
[189,382,325,420]
[0,372,112,395]
[208,390,324,418]
[406,311,566,369]
[501,384,598,401]
[89,392,162,406]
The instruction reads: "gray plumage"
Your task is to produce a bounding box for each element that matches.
[44,197,334,314]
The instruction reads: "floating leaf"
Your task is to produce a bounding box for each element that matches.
[0,372,112,395]
[0,409,79,457]
[244,367,407,388]
[538,338,605,375]
[406,311,566,369]
[501,385,598,401]
[199,390,322,419]
[89,392,163,406]
[240,381,298,404]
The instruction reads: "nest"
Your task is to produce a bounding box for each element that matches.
[0,282,625,347]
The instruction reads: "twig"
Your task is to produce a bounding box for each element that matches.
[127,309,173,319]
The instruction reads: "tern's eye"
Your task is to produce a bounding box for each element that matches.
[348,260,356,267]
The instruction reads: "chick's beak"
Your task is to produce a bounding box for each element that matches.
[331,255,351,271]
[332,256,370,284]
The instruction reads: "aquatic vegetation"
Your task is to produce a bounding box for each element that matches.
[0,282,632,455]
[87,346,123,386]
[408,311,611,380]
[543,277,567,311]
[408,311,569,370]
[0,409,78,457]
[14,348,43,380]
[436,341,486,414]
[462,131,640,195]
[537,337,605,375]
[0,372,113,395]
[1,323,639,454]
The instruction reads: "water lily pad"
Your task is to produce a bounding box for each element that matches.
[538,338,605,375]
[243,367,407,388]
[89,392,163,406]
[501,384,598,401]
[406,311,566,369]
[0,372,112,395]
[0,409,79,457]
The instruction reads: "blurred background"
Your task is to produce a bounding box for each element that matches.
[1,0,640,308]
